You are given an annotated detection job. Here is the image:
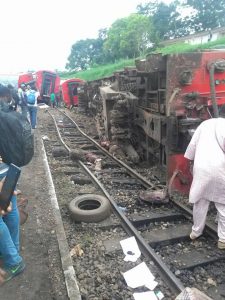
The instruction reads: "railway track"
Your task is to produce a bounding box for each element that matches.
[40,108,224,299]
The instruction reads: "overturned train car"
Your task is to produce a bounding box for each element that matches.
[81,51,225,195]
[61,78,85,108]
[18,70,60,104]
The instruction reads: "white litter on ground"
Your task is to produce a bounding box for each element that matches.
[123,262,158,290]
[120,236,141,262]
[133,291,158,300]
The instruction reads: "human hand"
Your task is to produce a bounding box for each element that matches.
[187,159,193,175]
[0,177,12,215]
[0,268,6,285]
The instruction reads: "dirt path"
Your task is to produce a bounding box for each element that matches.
[1,118,68,300]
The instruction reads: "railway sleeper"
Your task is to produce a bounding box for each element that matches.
[91,212,185,230]
[103,178,141,185]
[70,175,93,185]
[174,251,225,270]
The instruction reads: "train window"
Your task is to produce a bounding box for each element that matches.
[150,120,154,131]
[43,78,51,95]
[72,86,78,96]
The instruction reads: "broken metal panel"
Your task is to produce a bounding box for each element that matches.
[135,107,166,144]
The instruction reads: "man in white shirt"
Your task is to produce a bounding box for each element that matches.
[185,112,225,250]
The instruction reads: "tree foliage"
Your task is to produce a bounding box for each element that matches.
[185,0,225,32]
[66,0,225,70]
[66,29,108,71]
[137,0,225,41]
[104,14,152,61]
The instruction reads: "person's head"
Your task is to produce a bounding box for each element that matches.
[219,105,225,118]
[0,85,11,103]
[27,85,31,90]
[7,84,14,90]
[20,83,26,91]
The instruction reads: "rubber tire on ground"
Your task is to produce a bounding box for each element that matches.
[68,194,111,223]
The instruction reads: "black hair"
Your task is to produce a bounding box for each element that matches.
[0,85,11,97]
[7,84,14,89]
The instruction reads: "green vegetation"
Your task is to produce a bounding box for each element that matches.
[154,36,225,55]
[60,36,225,81]
[60,59,135,81]
[65,0,225,72]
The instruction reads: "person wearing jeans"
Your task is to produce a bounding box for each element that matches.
[0,163,25,281]
[28,105,38,129]
[26,86,39,129]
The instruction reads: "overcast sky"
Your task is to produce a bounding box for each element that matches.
[0,0,155,74]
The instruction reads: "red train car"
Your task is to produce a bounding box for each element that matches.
[18,72,34,87]
[35,70,60,103]
[165,51,225,194]
[18,70,60,104]
[61,78,84,107]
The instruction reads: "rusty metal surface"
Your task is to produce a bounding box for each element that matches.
[136,54,166,72]
[135,107,166,143]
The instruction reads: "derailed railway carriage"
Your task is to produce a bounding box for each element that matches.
[82,50,225,195]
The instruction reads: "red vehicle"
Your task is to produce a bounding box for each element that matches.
[18,72,34,87]
[61,78,84,107]
[35,70,60,103]
[18,70,60,104]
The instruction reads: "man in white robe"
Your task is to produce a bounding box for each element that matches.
[184,117,225,249]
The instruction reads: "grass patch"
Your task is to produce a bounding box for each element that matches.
[59,59,135,81]
[153,36,225,55]
[60,37,225,81]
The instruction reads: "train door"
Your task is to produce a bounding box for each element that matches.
[68,82,78,106]
[42,72,56,96]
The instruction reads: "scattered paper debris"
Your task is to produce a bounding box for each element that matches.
[123,262,158,290]
[70,244,84,257]
[155,290,164,299]
[133,291,158,300]
[120,236,141,262]
[42,135,49,141]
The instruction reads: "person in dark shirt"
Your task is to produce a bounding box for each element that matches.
[7,84,20,111]
[0,86,25,281]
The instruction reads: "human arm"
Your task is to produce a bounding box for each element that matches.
[0,177,12,215]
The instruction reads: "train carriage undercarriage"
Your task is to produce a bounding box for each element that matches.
[78,50,225,195]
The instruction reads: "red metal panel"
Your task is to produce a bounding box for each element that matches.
[18,73,34,87]
[61,78,84,107]
[166,51,225,195]
[167,154,192,195]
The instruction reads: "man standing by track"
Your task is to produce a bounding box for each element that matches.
[185,108,225,249]
[26,85,39,129]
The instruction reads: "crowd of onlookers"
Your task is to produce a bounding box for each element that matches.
[0,82,38,285]
[0,82,62,285]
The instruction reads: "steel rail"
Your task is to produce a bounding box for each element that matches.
[48,110,184,295]
[57,110,218,238]
[59,109,155,189]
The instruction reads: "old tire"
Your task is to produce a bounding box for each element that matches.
[68,194,111,223]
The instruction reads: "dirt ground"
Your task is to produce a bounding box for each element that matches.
[1,111,69,300]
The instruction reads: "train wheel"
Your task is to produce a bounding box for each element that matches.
[68,194,111,222]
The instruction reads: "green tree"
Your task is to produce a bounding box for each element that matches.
[103,14,152,61]
[137,1,189,42]
[66,29,108,70]
[185,0,225,31]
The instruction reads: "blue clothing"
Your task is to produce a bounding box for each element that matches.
[0,163,22,267]
[21,105,29,119]
[28,105,37,129]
